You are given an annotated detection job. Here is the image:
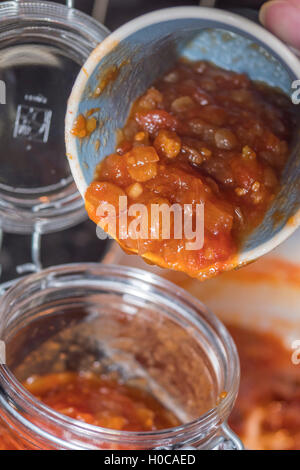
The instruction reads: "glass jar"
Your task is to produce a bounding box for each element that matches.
[0,1,109,234]
[0,263,243,450]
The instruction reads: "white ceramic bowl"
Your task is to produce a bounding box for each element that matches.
[65,7,300,273]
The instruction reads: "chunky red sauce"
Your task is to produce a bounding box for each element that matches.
[228,325,300,450]
[84,60,295,280]
[26,371,180,431]
[0,371,179,450]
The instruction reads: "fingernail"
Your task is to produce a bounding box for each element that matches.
[259,0,285,27]
[259,0,300,49]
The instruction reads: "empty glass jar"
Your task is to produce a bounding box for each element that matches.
[0,1,108,234]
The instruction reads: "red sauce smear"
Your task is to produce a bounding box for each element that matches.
[228,325,300,450]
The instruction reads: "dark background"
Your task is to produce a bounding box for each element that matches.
[54,0,265,29]
[105,0,265,30]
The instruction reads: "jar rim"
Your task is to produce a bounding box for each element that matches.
[0,263,240,448]
[0,1,109,39]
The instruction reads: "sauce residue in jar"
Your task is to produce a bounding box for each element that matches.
[0,371,181,450]
[84,60,296,280]
[24,371,180,432]
[228,325,300,450]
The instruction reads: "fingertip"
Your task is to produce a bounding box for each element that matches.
[259,0,300,50]
[259,0,283,27]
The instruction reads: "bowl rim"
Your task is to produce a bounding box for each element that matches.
[65,6,300,269]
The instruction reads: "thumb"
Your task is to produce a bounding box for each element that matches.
[259,0,300,50]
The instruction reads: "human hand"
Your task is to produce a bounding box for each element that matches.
[259,0,300,50]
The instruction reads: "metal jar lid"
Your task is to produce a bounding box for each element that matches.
[0,1,109,234]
